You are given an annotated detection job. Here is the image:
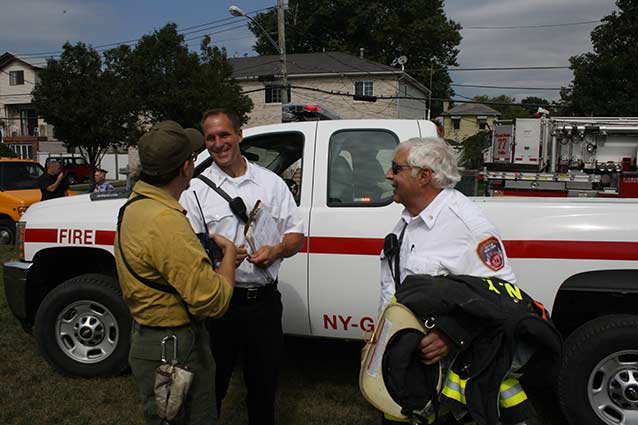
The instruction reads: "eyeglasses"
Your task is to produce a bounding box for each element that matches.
[190,152,199,162]
[391,161,412,175]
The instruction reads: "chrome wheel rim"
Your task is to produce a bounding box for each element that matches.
[0,228,12,245]
[55,300,119,364]
[588,350,638,425]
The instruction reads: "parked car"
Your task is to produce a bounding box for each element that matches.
[0,157,45,244]
[44,156,90,184]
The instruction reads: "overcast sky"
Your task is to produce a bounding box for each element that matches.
[0,0,619,101]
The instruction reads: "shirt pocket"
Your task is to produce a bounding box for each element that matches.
[404,256,442,276]
[206,211,237,239]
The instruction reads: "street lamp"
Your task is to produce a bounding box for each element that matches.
[229,4,288,112]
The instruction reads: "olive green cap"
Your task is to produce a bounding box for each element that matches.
[138,121,204,176]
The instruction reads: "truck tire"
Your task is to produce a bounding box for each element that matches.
[67,173,77,185]
[0,218,15,245]
[558,314,638,425]
[34,273,131,378]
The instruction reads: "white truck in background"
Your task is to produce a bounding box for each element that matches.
[3,119,638,425]
[485,116,638,198]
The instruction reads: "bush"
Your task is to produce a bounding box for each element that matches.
[0,143,17,158]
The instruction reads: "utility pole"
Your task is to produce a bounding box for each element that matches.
[229,4,289,121]
[277,0,288,107]
[427,63,434,120]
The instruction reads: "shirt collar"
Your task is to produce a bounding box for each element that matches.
[132,180,186,215]
[400,188,452,229]
[207,157,260,187]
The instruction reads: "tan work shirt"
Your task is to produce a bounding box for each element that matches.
[115,181,233,327]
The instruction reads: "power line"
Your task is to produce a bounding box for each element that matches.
[281,84,568,108]
[14,6,273,59]
[463,20,599,29]
[451,83,561,91]
[446,66,570,72]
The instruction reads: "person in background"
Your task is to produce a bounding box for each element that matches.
[38,160,69,200]
[91,167,114,192]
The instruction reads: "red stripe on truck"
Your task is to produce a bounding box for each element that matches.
[24,228,58,243]
[23,228,638,261]
[95,230,116,245]
[503,240,638,261]
[308,236,383,255]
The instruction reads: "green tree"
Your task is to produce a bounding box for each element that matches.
[520,96,550,114]
[33,24,253,176]
[560,0,638,115]
[460,131,490,170]
[472,95,530,120]
[32,42,130,180]
[249,0,462,116]
[120,25,252,139]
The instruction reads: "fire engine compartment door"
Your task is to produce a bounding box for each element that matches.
[307,120,439,339]
[513,119,542,166]
[493,124,514,163]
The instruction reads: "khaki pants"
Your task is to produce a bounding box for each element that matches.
[129,321,216,425]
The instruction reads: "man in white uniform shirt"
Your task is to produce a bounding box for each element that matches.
[180,109,304,425]
[379,137,519,424]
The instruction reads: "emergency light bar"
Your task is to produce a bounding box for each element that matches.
[282,104,342,122]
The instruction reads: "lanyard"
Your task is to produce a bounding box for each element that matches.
[386,221,408,288]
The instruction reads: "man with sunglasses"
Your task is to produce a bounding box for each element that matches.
[379,137,521,425]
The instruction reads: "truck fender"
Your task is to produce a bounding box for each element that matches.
[552,269,638,338]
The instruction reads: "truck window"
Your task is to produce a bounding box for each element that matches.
[241,132,304,205]
[0,162,45,190]
[327,129,397,206]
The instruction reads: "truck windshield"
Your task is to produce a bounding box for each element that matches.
[0,162,45,190]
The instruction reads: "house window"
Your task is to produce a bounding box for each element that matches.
[452,117,461,130]
[265,84,291,104]
[354,81,374,97]
[478,116,487,130]
[9,70,24,86]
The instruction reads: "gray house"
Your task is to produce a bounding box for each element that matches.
[229,52,431,127]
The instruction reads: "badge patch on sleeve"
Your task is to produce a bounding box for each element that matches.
[476,236,505,271]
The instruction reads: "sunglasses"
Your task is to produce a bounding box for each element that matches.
[391,161,412,175]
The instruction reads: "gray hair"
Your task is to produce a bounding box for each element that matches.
[396,137,461,189]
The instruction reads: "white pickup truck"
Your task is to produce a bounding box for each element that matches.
[4,119,638,425]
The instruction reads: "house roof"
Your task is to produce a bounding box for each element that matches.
[441,103,500,116]
[229,51,430,94]
[0,52,43,71]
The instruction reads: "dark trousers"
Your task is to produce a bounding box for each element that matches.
[129,321,216,425]
[209,288,284,425]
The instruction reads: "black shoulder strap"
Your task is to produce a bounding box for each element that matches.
[117,195,178,295]
[197,174,249,223]
[197,175,233,203]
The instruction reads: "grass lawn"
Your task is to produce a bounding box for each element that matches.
[0,246,566,425]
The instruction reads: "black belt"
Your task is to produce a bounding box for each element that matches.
[232,283,278,303]
[134,321,192,331]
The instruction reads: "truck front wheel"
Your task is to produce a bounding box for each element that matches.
[558,314,638,425]
[0,218,16,245]
[34,273,131,378]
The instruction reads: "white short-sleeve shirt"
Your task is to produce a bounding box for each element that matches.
[379,188,516,310]
[180,159,304,287]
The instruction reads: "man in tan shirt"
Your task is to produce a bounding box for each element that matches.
[115,120,236,424]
